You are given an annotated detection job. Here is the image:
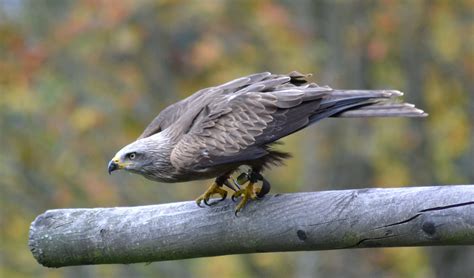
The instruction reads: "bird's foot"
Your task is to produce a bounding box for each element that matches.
[231,170,271,215]
[231,182,258,215]
[195,182,227,207]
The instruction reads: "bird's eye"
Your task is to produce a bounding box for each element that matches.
[128,152,136,160]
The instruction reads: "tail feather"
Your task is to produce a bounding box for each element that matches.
[334,101,427,117]
[337,107,427,117]
[358,103,415,109]
[328,89,403,97]
[322,89,427,118]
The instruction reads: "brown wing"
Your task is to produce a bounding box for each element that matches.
[170,71,426,171]
[138,101,188,139]
[138,72,274,139]
[170,73,330,170]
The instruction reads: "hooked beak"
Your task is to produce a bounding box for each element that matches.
[108,157,122,174]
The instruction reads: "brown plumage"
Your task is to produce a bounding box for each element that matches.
[108,71,426,212]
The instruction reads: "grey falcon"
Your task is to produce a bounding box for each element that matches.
[108,71,427,213]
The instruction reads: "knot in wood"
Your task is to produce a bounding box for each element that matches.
[422,221,436,236]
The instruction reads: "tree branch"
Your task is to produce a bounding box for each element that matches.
[29,185,474,268]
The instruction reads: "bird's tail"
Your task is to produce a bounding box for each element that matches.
[323,90,427,118]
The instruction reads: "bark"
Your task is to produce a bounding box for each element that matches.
[29,185,474,268]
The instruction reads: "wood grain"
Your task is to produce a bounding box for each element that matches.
[29,185,474,267]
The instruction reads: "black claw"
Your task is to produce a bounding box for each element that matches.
[256,176,271,199]
[220,192,228,201]
[231,194,239,202]
[204,194,227,206]
[204,199,219,206]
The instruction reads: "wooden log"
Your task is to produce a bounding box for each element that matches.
[29,185,474,268]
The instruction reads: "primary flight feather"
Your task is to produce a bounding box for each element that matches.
[108,71,426,213]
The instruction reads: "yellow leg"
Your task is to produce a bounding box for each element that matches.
[195,182,227,207]
[232,182,258,214]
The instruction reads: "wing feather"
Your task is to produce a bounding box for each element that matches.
[165,71,425,172]
[169,73,322,170]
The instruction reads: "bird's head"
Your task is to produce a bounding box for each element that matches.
[108,139,151,175]
[108,133,175,182]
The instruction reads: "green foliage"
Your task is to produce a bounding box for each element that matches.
[1,0,472,277]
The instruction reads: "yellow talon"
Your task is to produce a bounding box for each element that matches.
[195,182,227,207]
[232,182,258,214]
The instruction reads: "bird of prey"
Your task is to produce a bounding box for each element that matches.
[108,71,426,213]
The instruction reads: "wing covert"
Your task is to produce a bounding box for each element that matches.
[169,71,329,171]
[170,92,278,170]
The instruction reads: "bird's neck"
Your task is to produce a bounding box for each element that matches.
[141,131,180,182]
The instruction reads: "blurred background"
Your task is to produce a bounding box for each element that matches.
[1,0,473,277]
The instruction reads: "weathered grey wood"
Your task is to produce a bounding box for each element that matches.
[29,185,474,268]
